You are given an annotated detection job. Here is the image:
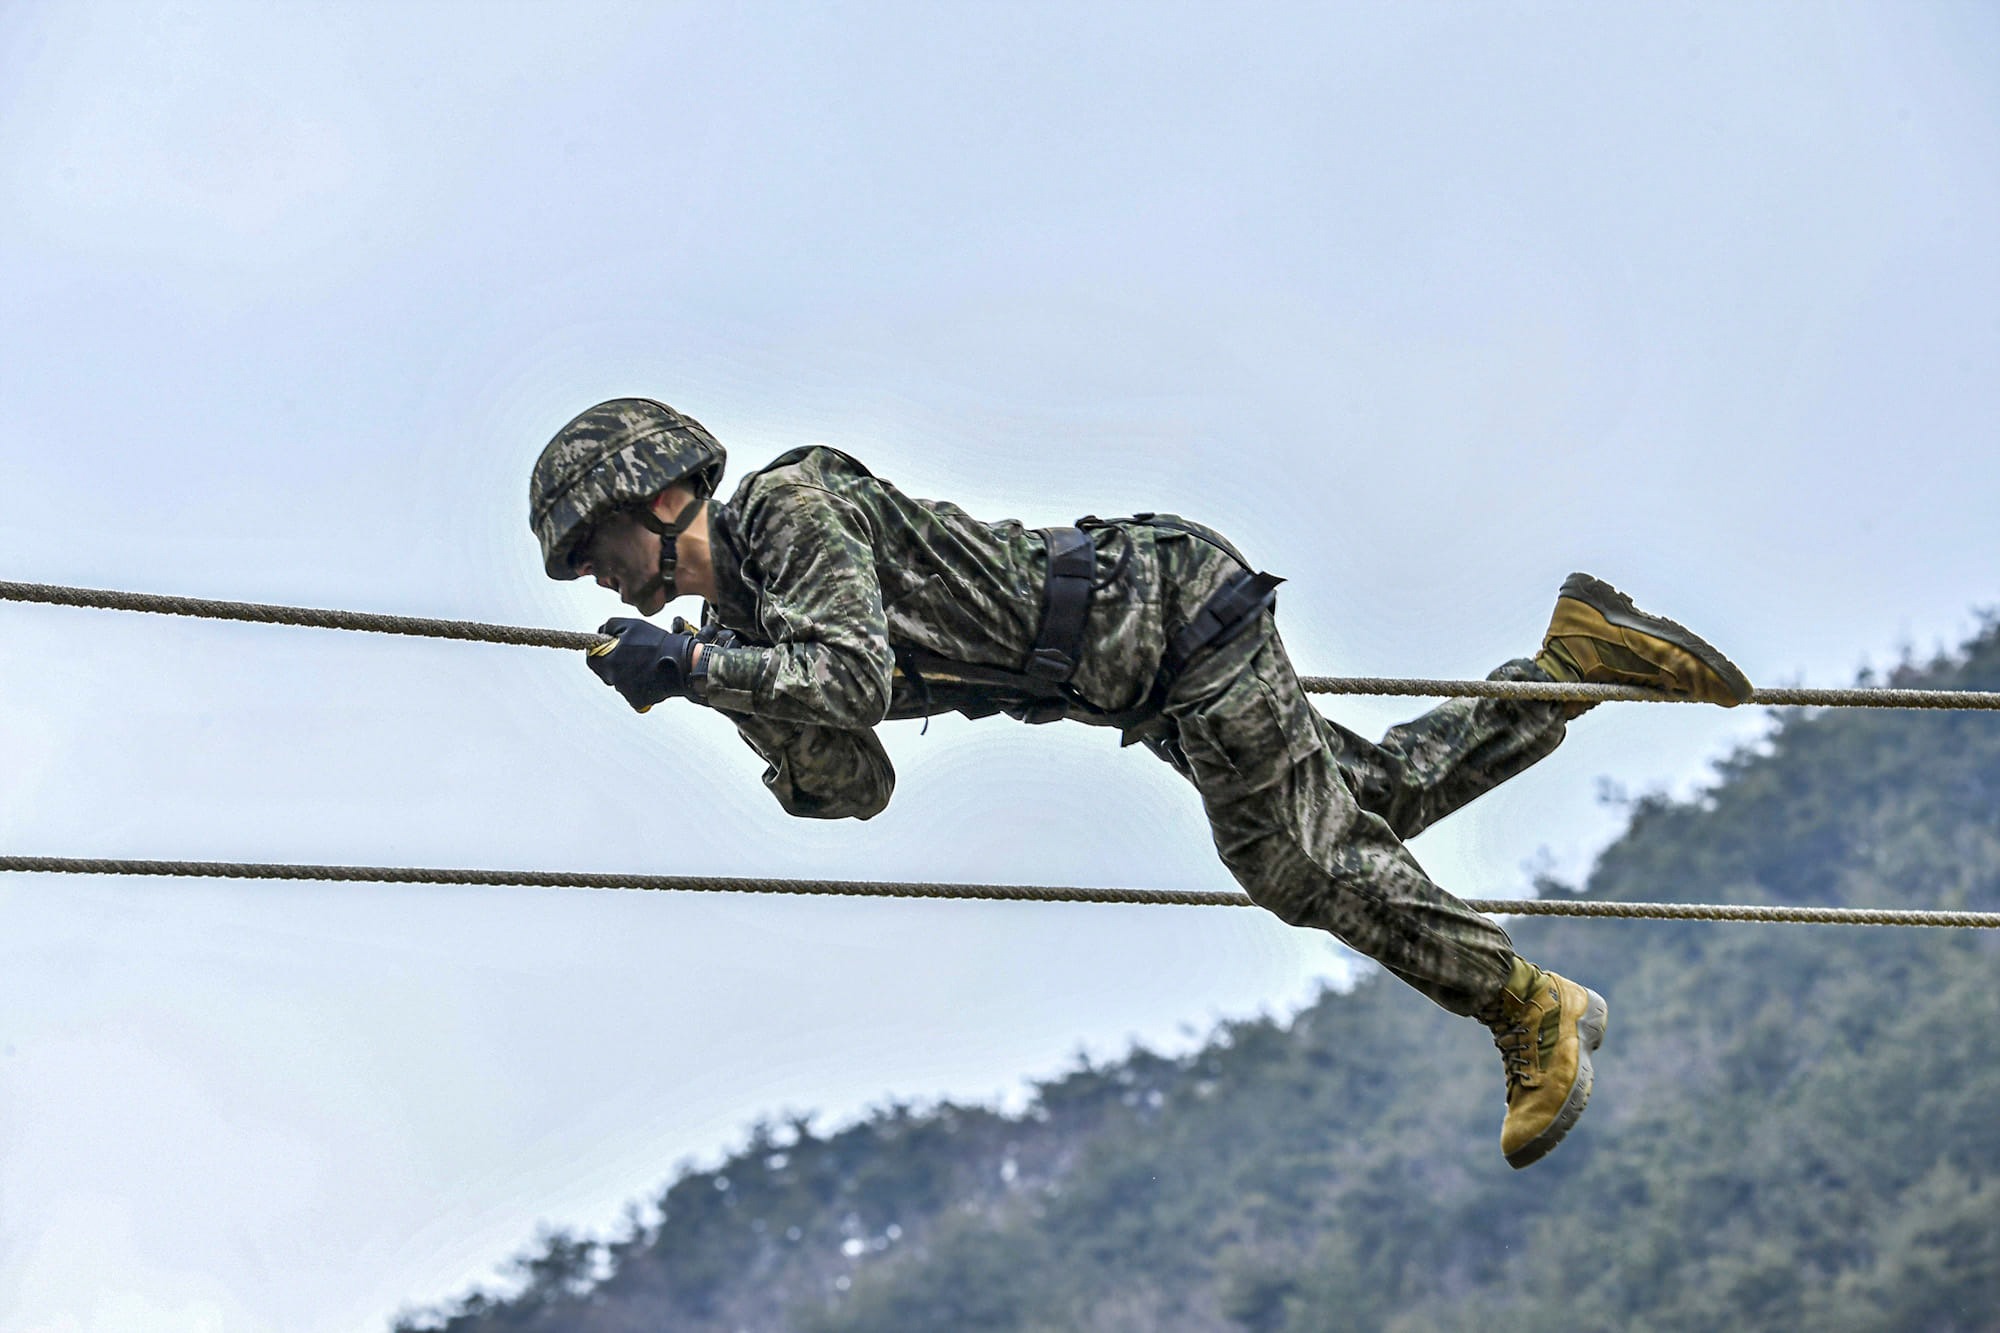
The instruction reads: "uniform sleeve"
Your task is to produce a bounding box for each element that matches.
[727,712,896,820]
[699,483,896,729]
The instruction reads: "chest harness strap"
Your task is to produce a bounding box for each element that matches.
[1025,526,1098,684]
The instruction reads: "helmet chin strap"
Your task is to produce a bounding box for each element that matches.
[630,495,707,608]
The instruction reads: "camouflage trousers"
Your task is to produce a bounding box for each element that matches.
[1159,624,1569,1017]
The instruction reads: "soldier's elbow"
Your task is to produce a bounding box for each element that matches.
[849,779,893,820]
[776,783,893,821]
[824,667,892,730]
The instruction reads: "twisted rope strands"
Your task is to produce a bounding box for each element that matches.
[1459,898,2000,928]
[4,856,1998,927]
[6,579,1999,710]
[0,579,608,652]
[1300,676,2000,710]
[0,856,1248,907]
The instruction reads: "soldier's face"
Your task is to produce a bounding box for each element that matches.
[572,512,668,615]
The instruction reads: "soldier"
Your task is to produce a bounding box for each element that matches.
[530,398,1752,1169]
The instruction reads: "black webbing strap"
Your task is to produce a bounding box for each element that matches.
[1164,569,1285,677]
[1024,526,1096,683]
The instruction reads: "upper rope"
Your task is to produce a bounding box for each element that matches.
[4,578,1994,710]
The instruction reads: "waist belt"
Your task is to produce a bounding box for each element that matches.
[893,525,1099,726]
[897,518,1282,728]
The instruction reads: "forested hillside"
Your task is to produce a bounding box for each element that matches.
[398,623,2000,1333]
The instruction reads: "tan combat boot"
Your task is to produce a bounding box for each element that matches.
[1479,961,1609,1169]
[1538,572,1753,706]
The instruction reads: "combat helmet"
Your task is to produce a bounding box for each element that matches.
[529,398,727,582]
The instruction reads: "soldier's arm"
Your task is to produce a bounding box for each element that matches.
[726,712,896,820]
[699,483,896,729]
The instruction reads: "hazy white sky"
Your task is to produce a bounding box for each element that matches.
[1,3,1996,1329]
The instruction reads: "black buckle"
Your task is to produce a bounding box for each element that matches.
[1025,647,1076,681]
[1011,698,1072,725]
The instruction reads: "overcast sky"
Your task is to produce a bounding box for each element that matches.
[1,3,1996,1330]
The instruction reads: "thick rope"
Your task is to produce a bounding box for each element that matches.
[1298,676,2000,710]
[4,579,1996,710]
[3,856,1997,927]
[0,579,607,652]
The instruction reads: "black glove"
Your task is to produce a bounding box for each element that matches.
[587,617,705,712]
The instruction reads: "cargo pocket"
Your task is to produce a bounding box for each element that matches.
[1174,643,1324,799]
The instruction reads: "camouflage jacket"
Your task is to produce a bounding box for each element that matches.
[695,447,1240,820]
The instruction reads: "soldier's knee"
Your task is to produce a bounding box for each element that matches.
[1209,823,1328,928]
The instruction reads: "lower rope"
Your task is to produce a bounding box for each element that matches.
[4,856,1997,927]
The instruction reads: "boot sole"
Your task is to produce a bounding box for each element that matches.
[1559,573,1754,705]
[1505,987,1608,1170]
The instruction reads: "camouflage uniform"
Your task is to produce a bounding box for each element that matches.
[696,447,1570,1017]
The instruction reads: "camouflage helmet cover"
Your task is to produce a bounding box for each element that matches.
[529,398,727,580]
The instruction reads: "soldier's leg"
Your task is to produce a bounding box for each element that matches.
[1318,658,1570,842]
[1163,623,1516,1016]
[1324,571,1757,842]
[1158,570,1750,1166]
[1164,621,1611,1166]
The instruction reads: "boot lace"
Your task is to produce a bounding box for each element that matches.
[1483,1012,1543,1103]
